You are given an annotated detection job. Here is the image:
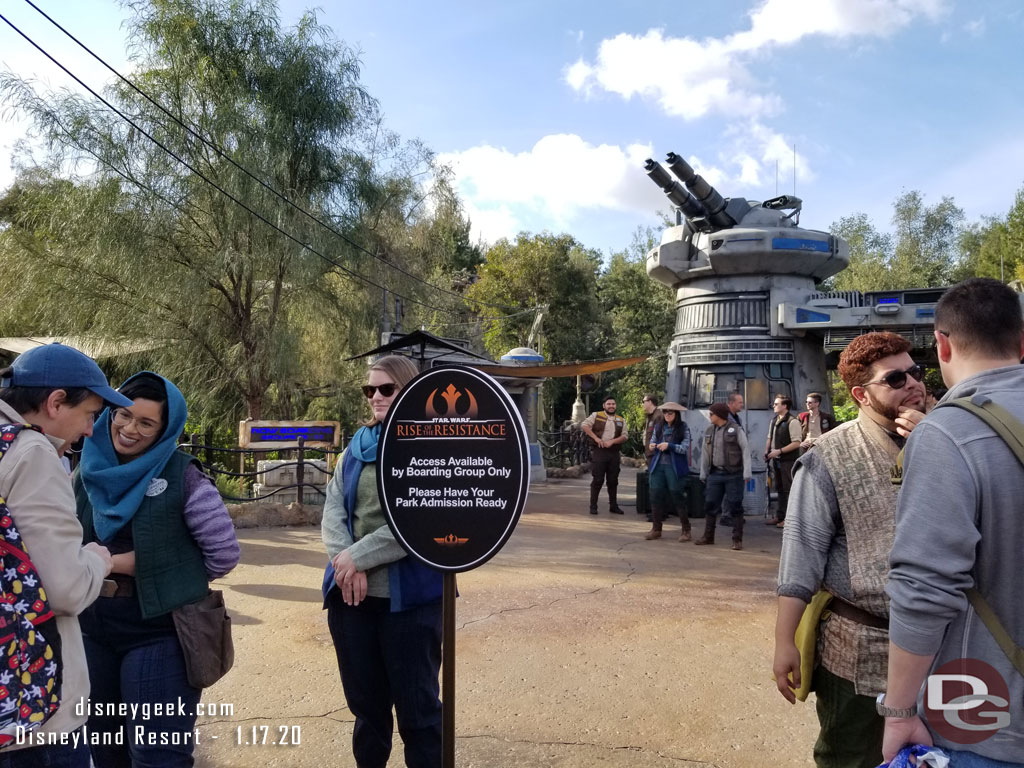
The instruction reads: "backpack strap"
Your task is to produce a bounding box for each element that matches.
[965,588,1024,676]
[0,423,42,463]
[933,395,1024,675]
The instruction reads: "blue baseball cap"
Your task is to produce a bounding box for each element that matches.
[2,343,133,408]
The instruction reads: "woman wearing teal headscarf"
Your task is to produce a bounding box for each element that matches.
[74,372,239,767]
[322,355,443,768]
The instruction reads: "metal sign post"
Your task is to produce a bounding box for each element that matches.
[378,365,530,767]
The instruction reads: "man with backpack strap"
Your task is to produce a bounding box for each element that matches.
[0,344,120,765]
[883,279,1024,766]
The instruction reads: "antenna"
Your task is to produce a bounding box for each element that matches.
[793,144,797,196]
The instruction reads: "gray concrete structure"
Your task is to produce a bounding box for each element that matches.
[642,152,960,513]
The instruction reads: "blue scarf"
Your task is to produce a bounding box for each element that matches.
[80,372,188,543]
[348,423,381,464]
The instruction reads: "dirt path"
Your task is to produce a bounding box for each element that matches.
[193,475,819,767]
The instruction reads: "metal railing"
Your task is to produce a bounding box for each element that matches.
[180,433,348,503]
[538,426,591,469]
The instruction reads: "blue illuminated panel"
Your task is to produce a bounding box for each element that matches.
[250,425,337,443]
[878,297,900,305]
[772,238,830,253]
[796,308,832,323]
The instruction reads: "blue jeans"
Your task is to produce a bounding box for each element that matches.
[947,750,1024,768]
[327,591,442,768]
[0,737,90,768]
[80,597,202,768]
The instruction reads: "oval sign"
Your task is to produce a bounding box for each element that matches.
[378,365,529,572]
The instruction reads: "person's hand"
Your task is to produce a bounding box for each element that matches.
[767,449,781,460]
[332,550,367,606]
[84,542,113,577]
[743,476,751,484]
[894,408,925,439]
[657,442,669,452]
[772,640,801,704]
[344,571,367,606]
[800,439,813,449]
[881,716,932,762]
[110,550,136,576]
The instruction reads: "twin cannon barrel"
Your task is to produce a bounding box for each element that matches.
[645,152,734,230]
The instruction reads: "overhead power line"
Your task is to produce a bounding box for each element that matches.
[0,9,533,322]
[18,0,519,312]
[0,11,460,314]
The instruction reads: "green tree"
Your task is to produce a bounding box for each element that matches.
[826,191,964,292]
[467,232,605,360]
[466,232,607,423]
[827,213,893,292]
[0,0,449,422]
[594,226,675,434]
[889,191,963,287]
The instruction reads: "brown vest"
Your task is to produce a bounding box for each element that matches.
[703,424,743,471]
[813,414,902,694]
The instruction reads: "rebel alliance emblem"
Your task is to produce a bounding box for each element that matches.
[425,383,479,419]
[145,478,168,497]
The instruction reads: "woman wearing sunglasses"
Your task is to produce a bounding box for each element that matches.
[321,355,443,768]
[73,372,240,766]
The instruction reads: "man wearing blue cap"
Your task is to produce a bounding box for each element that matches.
[0,343,126,765]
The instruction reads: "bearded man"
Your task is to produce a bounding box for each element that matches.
[772,332,925,768]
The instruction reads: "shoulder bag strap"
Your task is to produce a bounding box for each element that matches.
[935,395,1024,674]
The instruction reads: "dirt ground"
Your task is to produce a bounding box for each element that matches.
[192,474,820,768]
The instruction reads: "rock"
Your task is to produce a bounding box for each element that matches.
[228,501,323,528]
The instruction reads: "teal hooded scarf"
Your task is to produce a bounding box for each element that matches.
[79,371,188,543]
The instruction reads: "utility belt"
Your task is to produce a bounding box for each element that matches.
[710,467,741,475]
[828,595,888,630]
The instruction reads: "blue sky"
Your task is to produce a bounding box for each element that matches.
[2,0,1023,257]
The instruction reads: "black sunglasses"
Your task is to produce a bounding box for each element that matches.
[864,364,924,390]
[362,383,398,399]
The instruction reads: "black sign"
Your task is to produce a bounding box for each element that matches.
[378,365,529,572]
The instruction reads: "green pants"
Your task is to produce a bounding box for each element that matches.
[812,666,884,768]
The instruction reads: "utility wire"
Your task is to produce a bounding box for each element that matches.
[0,11,527,321]
[0,11,446,314]
[426,306,539,329]
[20,0,519,313]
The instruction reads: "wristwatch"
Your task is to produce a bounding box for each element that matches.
[875,693,917,718]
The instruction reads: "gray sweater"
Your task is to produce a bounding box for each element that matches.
[887,364,1024,760]
[321,453,406,598]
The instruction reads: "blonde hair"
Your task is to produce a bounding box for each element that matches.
[364,355,419,426]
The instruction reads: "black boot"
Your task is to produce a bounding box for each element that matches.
[608,486,625,515]
[589,485,600,515]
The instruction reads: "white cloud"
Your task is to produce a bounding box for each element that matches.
[438,125,815,245]
[964,17,986,37]
[439,135,667,244]
[567,0,949,120]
